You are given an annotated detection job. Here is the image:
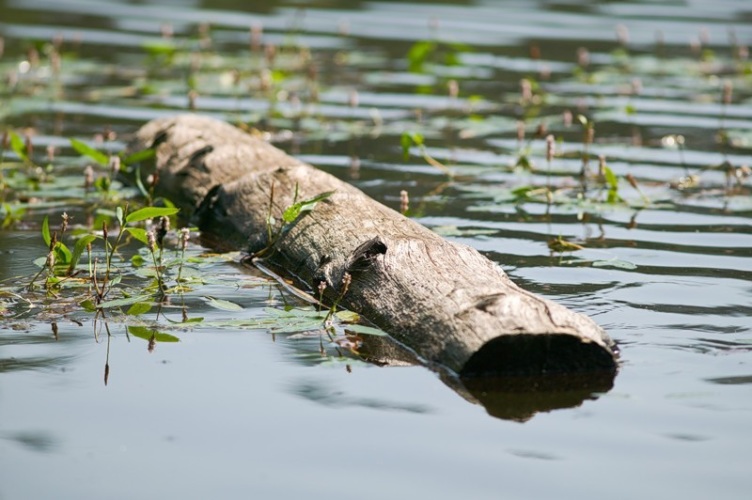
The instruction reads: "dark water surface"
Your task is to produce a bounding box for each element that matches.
[1,1,751,499]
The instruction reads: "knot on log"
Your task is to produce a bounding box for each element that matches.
[347,237,388,274]
[188,145,214,173]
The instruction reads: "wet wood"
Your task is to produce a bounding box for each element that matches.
[128,114,619,376]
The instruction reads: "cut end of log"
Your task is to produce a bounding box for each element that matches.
[460,334,618,377]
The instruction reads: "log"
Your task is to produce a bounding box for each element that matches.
[127,114,619,377]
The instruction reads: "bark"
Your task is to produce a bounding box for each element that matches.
[128,114,619,377]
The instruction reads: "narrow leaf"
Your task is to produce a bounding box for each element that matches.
[125,227,149,245]
[203,296,243,311]
[42,215,51,247]
[401,132,412,160]
[80,299,97,312]
[127,326,179,343]
[334,310,360,323]
[9,131,29,163]
[345,324,388,336]
[122,148,155,166]
[98,294,153,309]
[126,302,152,316]
[282,204,301,224]
[282,191,334,223]
[69,235,98,272]
[603,165,619,190]
[125,206,179,223]
[54,242,72,265]
[548,235,584,253]
[70,138,109,166]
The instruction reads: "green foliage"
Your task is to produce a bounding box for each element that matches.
[256,187,335,259]
[125,206,180,223]
[406,39,471,73]
[9,132,29,163]
[69,235,98,274]
[282,191,334,224]
[122,148,156,166]
[400,131,452,178]
[602,165,622,204]
[70,138,110,167]
[203,296,243,311]
[127,326,179,343]
[41,215,51,247]
[126,302,152,316]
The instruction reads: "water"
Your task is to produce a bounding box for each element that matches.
[1,0,751,498]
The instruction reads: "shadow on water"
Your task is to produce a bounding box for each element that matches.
[356,332,616,422]
[453,372,615,423]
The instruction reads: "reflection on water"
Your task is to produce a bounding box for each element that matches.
[1,430,59,453]
[1,0,751,498]
[292,380,434,414]
[457,371,615,422]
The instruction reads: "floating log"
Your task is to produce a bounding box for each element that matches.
[128,114,619,377]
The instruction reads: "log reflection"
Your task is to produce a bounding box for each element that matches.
[358,333,616,422]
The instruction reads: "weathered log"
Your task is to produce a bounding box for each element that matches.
[128,114,619,377]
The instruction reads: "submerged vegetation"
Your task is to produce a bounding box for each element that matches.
[0,6,751,378]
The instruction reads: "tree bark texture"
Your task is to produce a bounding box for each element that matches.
[129,114,619,377]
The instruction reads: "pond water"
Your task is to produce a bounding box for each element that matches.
[1,0,751,498]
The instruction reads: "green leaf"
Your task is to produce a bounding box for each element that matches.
[344,324,388,336]
[511,185,534,199]
[400,132,412,160]
[42,215,51,247]
[80,299,97,312]
[94,176,111,193]
[98,294,153,309]
[203,296,243,311]
[125,227,149,245]
[334,310,360,323]
[53,242,72,265]
[576,114,589,127]
[603,165,619,190]
[116,206,124,225]
[516,155,532,170]
[133,164,150,199]
[122,148,155,166]
[164,315,205,324]
[548,235,584,253]
[127,326,179,343]
[68,234,98,272]
[282,191,334,223]
[70,138,109,167]
[109,274,122,287]
[126,302,152,316]
[142,40,177,58]
[407,40,435,72]
[125,206,179,223]
[9,131,29,163]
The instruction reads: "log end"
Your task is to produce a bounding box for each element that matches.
[459,333,618,377]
